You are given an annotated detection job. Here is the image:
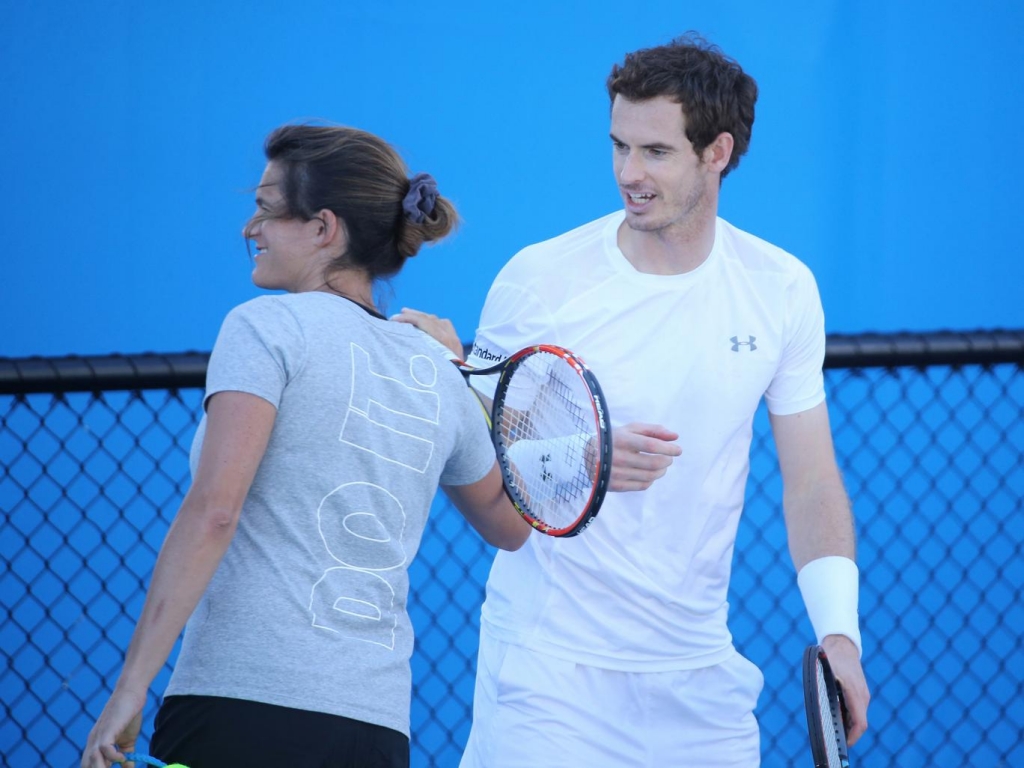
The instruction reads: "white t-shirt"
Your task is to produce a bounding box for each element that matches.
[466,211,826,671]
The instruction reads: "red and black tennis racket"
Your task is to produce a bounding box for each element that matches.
[458,344,612,537]
[803,644,851,768]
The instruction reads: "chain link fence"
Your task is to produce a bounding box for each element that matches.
[2,331,1022,767]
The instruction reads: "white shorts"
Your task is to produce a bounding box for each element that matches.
[459,628,764,768]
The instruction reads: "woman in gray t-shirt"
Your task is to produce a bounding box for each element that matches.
[81,125,531,768]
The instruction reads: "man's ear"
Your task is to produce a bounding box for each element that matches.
[703,132,735,174]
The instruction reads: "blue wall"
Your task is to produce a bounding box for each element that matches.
[2,1,1022,358]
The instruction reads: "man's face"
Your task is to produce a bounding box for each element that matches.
[610,95,710,235]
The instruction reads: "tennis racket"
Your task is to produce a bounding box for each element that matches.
[117,752,188,767]
[457,344,612,537]
[803,644,851,768]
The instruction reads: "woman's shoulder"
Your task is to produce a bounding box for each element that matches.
[225,292,290,317]
[224,292,334,325]
[215,294,307,348]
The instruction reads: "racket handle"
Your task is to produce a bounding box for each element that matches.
[121,753,189,768]
[120,754,166,766]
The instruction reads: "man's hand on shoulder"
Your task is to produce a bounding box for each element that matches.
[391,307,464,360]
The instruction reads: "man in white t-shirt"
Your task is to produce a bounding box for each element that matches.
[396,32,870,767]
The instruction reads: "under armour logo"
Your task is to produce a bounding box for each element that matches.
[730,336,757,352]
[541,454,552,482]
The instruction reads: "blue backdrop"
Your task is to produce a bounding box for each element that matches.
[2,1,1022,358]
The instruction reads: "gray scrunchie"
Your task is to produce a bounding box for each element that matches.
[402,172,439,224]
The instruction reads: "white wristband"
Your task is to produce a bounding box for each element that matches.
[797,556,863,657]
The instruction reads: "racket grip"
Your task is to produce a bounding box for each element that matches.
[120,752,191,768]
[120,753,171,767]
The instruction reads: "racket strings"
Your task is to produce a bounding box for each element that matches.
[816,661,843,767]
[498,352,599,530]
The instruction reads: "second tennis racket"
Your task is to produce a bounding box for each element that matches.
[803,644,851,768]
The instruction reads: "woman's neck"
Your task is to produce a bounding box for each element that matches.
[319,272,377,313]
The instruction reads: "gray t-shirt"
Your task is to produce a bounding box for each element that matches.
[164,292,495,736]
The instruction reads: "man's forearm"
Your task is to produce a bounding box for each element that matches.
[784,468,856,570]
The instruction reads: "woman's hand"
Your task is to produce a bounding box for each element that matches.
[80,688,145,768]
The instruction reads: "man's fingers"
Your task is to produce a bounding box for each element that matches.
[390,306,432,321]
[637,437,683,457]
[846,712,868,746]
[609,461,672,491]
[607,423,681,492]
[609,465,670,491]
[840,687,868,746]
[839,678,869,746]
[615,435,681,457]
[613,423,683,456]
[389,308,463,359]
[613,434,682,458]
[821,636,870,748]
[613,452,675,471]
[626,422,681,442]
[391,307,451,329]
[610,477,661,492]
[390,307,440,328]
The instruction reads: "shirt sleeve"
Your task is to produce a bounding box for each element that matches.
[204,297,306,410]
[465,260,555,400]
[439,375,498,487]
[764,263,827,416]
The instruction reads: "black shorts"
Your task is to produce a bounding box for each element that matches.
[150,694,410,768]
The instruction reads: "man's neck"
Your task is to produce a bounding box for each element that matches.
[617,209,718,276]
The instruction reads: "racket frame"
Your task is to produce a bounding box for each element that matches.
[802,644,851,768]
[459,344,612,537]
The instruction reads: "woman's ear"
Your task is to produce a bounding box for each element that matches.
[315,209,348,252]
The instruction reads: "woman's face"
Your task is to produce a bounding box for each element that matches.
[243,162,327,292]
